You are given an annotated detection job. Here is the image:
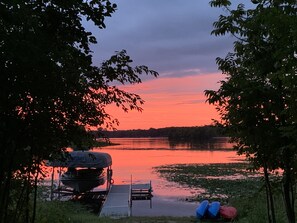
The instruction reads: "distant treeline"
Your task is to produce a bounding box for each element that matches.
[98,125,224,141]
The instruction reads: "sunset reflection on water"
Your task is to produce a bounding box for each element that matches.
[99,137,234,150]
[94,137,242,198]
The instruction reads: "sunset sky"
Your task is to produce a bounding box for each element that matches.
[87,0,249,130]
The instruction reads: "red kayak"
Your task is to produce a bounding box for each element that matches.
[219,205,238,220]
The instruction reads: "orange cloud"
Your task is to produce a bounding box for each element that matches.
[105,73,224,130]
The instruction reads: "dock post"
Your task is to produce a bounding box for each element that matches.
[58,167,61,199]
[50,167,54,201]
[150,180,152,209]
[106,166,113,191]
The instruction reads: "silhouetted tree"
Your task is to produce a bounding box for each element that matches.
[0,1,157,222]
[206,1,297,222]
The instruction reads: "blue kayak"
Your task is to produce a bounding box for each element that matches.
[207,201,220,218]
[196,200,209,219]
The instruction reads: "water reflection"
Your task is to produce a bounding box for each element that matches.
[95,137,240,198]
[168,137,234,150]
[101,137,234,150]
[45,137,242,216]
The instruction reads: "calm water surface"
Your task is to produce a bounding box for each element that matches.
[93,137,242,216]
[96,137,238,197]
[46,138,242,216]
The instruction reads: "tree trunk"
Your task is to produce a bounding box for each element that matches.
[31,163,40,223]
[283,167,295,223]
[0,173,11,223]
[1,157,15,223]
[0,140,17,223]
[13,182,26,223]
[263,164,276,223]
[25,175,30,223]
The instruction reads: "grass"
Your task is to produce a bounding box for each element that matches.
[229,193,287,223]
[36,162,292,223]
[36,200,197,223]
[35,197,287,223]
[154,162,289,223]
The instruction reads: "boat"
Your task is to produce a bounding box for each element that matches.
[61,167,105,193]
[220,205,238,220]
[196,200,209,219]
[196,200,221,219]
[207,201,220,218]
[48,151,113,193]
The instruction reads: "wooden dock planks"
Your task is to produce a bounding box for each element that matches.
[99,184,131,218]
[131,183,153,208]
[99,182,153,218]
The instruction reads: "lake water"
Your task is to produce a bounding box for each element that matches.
[93,137,241,216]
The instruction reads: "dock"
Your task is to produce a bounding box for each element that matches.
[99,184,131,217]
[131,182,153,208]
[100,182,153,218]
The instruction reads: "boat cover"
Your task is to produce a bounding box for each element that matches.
[47,151,112,168]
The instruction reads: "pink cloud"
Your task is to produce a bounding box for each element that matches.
[106,73,224,130]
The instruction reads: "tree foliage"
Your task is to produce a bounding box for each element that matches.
[206,1,297,222]
[0,1,158,222]
[102,125,222,140]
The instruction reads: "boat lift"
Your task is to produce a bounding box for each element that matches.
[47,151,153,217]
[47,151,113,200]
